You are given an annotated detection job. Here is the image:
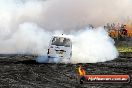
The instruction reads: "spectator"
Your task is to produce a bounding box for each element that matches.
[106,23,111,32]
[120,25,127,36]
[115,23,121,31]
[123,25,127,36]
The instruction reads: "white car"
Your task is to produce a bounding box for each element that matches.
[47,34,72,62]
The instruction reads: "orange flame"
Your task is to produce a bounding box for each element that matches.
[78,66,86,76]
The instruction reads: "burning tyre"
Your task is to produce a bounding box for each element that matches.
[47,34,72,63]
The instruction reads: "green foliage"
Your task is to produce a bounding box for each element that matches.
[117,46,132,52]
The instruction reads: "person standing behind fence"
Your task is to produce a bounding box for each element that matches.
[120,24,127,36]
[105,23,111,32]
[115,23,121,38]
[115,23,121,31]
[123,25,127,36]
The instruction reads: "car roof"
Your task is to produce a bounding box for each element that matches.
[52,34,72,39]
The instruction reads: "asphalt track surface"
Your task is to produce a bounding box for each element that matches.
[0,54,131,88]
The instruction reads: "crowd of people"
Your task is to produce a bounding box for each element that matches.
[104,23,132,38]
[87,23,132,39]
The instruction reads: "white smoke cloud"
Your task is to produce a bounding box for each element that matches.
[71,27,118,63]
[35,27,119,63]
[0,0,127,63]
[0,22,52,54]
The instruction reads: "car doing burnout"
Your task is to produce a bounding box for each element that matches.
[47,34,72,62]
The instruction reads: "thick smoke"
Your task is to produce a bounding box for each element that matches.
[36,27,119,63]
[44,0,132,30]
[1,0,130,63]
[71,27,118,63]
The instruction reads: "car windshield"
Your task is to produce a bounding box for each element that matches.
[51,37,71,47]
